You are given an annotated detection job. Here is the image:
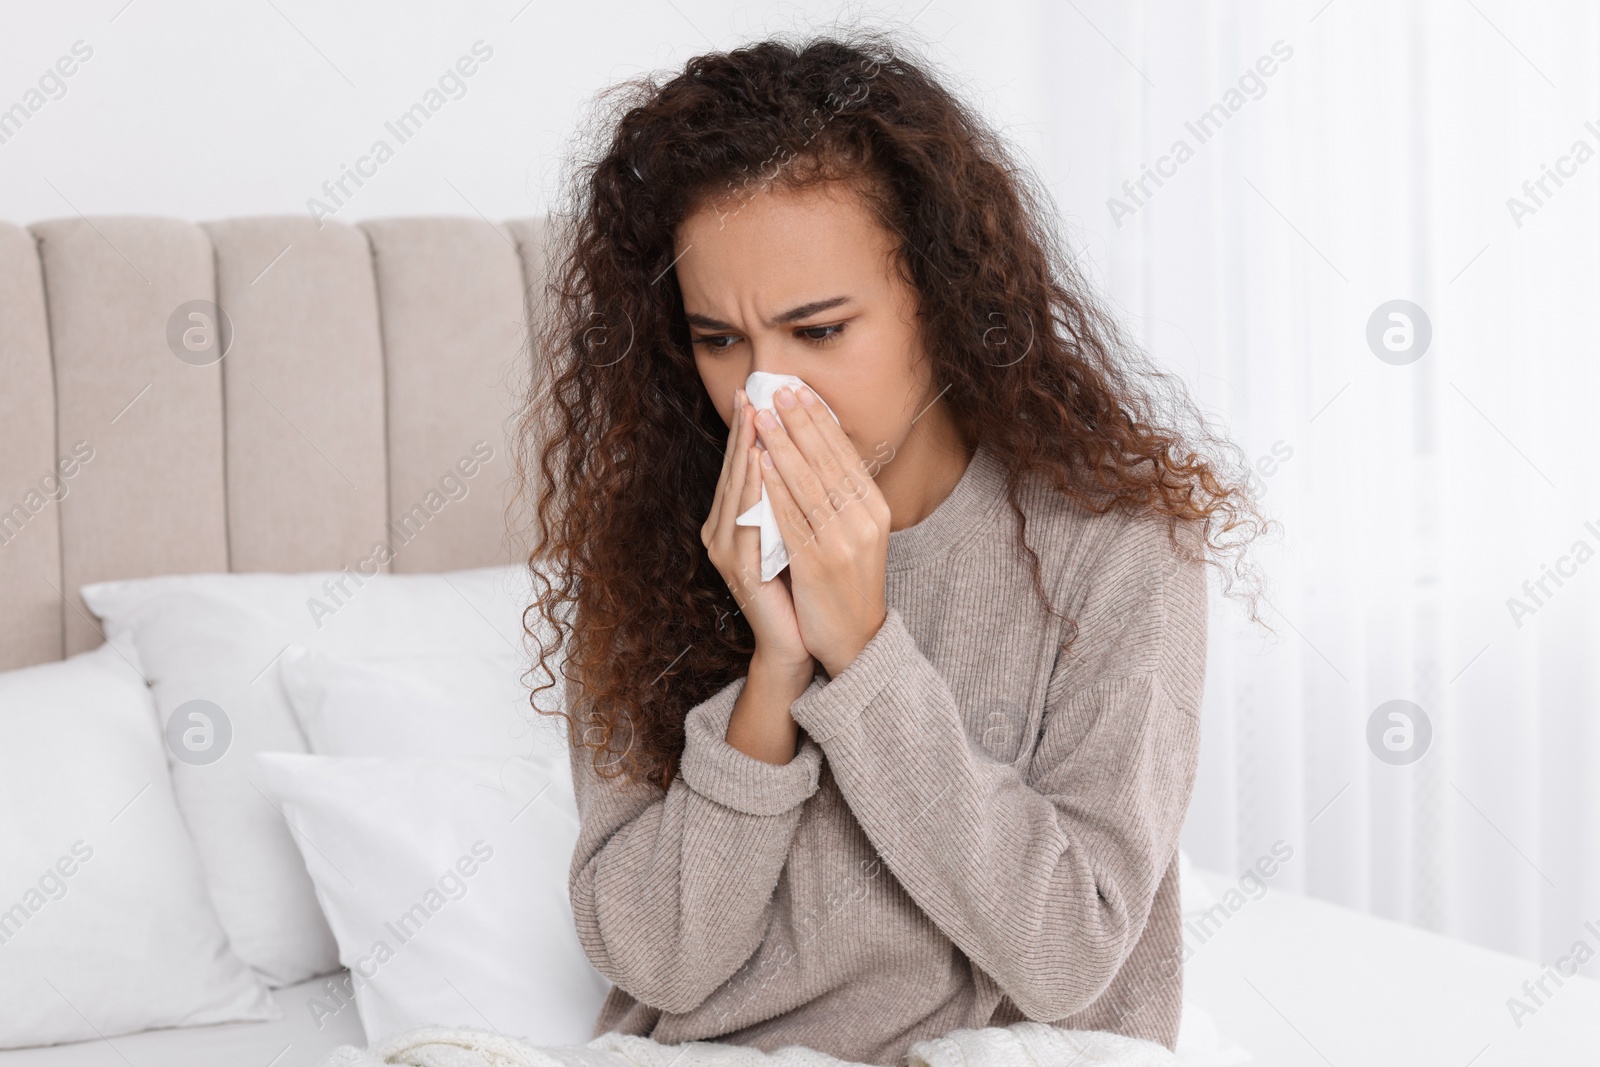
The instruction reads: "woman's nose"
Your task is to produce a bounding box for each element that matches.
[746,340,790,379]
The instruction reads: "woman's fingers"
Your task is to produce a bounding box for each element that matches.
[754,395,837,530]
[758,450,816,562]
[703,389,748,547]
[729,443,766,602]
[796,386,874,504]
[754,387,892,576]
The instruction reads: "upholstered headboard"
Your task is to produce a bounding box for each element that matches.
[0,216,555,670]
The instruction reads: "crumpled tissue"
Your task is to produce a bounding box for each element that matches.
[734,371,842,583]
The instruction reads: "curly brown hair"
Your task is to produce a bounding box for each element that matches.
[514,29,1271,791]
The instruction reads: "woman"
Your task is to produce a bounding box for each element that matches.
[518,31,1265,1067]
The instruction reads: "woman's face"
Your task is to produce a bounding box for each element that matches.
[674,179,941,471]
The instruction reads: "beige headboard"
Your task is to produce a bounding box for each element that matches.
[0,215,555,670]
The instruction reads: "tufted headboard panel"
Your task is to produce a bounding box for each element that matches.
[0,215,555,669]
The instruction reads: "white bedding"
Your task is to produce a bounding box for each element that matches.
[318,1022,1179,1067]
[1184,869,1600,1066]
[5,867,1596,1066]
[0,972,365,1067]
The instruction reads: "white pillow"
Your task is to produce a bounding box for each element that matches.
[279,647,568,763]
[255,751,608,1045]
[0,643,277,1048]
[79,565,534,986]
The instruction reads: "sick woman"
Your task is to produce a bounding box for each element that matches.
[519,31,1264,1067]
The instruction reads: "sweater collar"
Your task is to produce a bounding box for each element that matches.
[885,442,1009,572]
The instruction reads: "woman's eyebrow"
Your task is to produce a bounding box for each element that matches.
[685,295,852,331]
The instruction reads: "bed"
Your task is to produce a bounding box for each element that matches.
[1182,869,1600,1065]
[3,865,1595,1067]
[0,973,366,1067]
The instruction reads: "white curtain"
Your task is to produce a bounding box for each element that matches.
[1032,0,1600,971]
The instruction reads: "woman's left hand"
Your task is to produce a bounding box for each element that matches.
[754,384,890,678]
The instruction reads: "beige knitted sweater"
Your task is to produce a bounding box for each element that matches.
[566,443,1208,1066]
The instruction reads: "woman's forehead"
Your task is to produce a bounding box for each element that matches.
[675,184,899,304]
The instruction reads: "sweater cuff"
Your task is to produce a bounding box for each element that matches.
[679,674,825,817]
[789,608,911,744]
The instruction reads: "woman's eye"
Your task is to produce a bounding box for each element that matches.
[693,325,844,349]
[798,324,845,344]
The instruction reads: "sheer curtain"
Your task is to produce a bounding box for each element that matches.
[1032,0,1600,971]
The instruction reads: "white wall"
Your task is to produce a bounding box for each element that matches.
[0,0,1082,229]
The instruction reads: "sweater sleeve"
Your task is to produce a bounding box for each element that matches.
[567,672,827,1015]
[786,512,1207,1022]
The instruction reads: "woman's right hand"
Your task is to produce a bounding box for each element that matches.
[702,389,812,680]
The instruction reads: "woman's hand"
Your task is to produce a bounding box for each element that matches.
[754,385,890,678]
[702,389,812,684]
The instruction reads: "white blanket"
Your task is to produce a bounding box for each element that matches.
[320,1022,1181,1067]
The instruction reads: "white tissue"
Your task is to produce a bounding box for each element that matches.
[733,371,842,582]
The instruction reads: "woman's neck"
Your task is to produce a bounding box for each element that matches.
[874,401,973,533]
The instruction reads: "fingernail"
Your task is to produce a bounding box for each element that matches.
[775,387,796,409]
[757,409,777,429]
[798,386,817,406]
[761,451,773,468]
